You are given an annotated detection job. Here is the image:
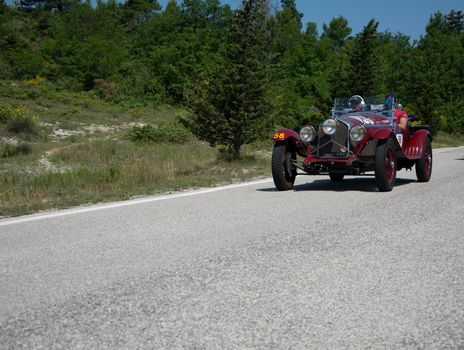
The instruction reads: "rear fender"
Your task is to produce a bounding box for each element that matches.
[272,128,308,157]
[403,129,432,159]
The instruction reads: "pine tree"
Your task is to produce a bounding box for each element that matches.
[186,0,270,158]
[0,0,6,14]
[122,0,161,25]
[280,0,302,22]
[446,10,464,33]
[18,0,79,13]
[349,19,380,96]
[321,16,351,51]
[322,16,353,98]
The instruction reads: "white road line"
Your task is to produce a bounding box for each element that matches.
[434,146,464,154]
[0,178,274,227]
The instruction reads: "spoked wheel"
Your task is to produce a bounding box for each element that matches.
[416,137,432,182]
[375,138,396,192]
[329,173,344,182]
[272,142,297,191]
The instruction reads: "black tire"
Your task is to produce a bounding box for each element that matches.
[329,173,344,182]
[416,137,432,182]
[375,138,396,192]
[272,142,296,191]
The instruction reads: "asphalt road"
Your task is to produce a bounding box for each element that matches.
[1,147,464,349]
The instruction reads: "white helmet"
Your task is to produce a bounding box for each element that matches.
[349,95,366,110]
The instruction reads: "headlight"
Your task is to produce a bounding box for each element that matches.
[299,126,316,142]
[322,118,338,135]
[349,125,366,142]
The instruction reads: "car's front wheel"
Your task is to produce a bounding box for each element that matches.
[272,142,296,191]
[415,137,432,182]
[375,138,396,192]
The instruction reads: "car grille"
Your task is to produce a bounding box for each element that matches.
[317,122,349,157]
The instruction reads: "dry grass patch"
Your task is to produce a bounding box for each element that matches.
[0,139,271,217]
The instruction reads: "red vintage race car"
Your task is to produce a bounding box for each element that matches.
[271,96,432,192]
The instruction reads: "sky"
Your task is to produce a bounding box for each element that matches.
[159,0,464,41]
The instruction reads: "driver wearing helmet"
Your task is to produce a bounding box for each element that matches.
[349,95,365,111]
[385,93,408,130]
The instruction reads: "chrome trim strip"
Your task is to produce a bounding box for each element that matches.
[338,120,351,155]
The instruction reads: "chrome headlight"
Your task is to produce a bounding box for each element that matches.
[322,118,338,135]
[299,125,316,142]
[349,125,366,142]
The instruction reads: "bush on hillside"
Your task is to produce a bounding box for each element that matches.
[0,141,31,157]
[129,123,192,144]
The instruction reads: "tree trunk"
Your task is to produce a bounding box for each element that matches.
[233,138,241,159]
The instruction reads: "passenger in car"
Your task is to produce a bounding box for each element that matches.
[395,103,409,131]
[385,93,408,130]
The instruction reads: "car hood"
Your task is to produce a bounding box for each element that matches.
[337,112,391,127]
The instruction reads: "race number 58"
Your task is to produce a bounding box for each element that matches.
[274,132,285,140]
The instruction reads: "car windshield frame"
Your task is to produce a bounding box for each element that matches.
[332,97,391,116]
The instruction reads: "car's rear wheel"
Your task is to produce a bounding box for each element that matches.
[272,142,296,191]
[329,173,344,182]
[375,138,396,192]
[416,137,432,182]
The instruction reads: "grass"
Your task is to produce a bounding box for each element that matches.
[433,132,464,148]
[0,140,270,217]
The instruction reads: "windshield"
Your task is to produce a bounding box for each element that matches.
[332,97,388,116]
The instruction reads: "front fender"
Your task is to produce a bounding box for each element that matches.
[370,128,406,156]
[372,128,392,140]
[272,128,300,142]
[272,128,308,157]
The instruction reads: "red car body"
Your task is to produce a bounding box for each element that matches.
[271,97,433,192]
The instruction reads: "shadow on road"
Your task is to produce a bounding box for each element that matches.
[456,156,464,160]
[258,177,416,193]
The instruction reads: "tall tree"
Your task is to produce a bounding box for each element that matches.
[445,10,463,33]
[0,0,6,14]
[321,16,351,50]
[377,32,412,98]
[322,17,352,98]
[122,0,161,25]
[18,0,79,13]
[186,0,270,158]
[281,0,302,21]
[269,0,302,55]
[349,19,380,96]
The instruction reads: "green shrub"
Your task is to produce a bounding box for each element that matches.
[443,99,464,134]
[129,123,192,144]
[0,103,38,134]
[17,141,32,155]
[93,79,118,102]
[7,113,38,134]
[0,104,12,123]
[0,141,31,158]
